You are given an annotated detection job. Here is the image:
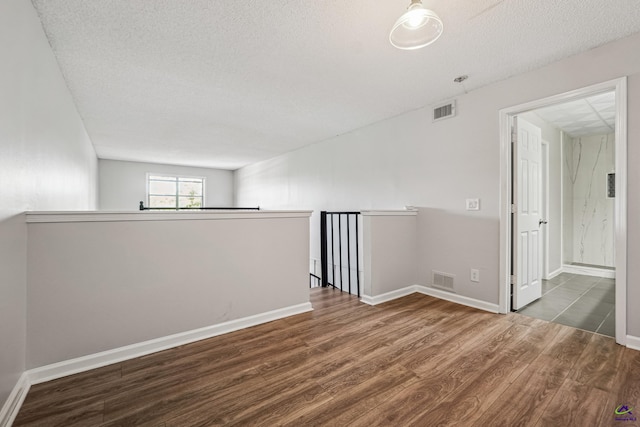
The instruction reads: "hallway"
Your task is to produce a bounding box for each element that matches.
[517,273,615,337]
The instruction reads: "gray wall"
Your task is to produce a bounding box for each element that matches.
[235,31,640,336]
[0,0,97,406]
[362,212,418,298]
[99,159,234,211]
[26,213,310,368]
[628,74,640,338]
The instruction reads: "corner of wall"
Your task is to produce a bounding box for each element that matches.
[0,373,30,427]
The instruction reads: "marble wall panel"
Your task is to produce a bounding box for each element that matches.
[564,133,615,267]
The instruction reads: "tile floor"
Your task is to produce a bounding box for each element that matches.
[516,272,615,337]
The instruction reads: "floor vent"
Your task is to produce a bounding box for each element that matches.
[432,271,455,292]
[433,101,456,122]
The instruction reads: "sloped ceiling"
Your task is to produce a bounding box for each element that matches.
[31,0,640,170]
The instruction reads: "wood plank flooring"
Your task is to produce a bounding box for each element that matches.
[14,288,640,426]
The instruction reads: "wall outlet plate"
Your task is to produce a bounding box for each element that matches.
[470,268,480,282]
[466,198,480,211]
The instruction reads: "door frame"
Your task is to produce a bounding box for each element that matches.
[541,139,550,280]
[498,77,627,346]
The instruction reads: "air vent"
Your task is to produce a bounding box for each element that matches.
[432,270,455,292]
[433,101,456,122]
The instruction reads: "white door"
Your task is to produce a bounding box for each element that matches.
[512,117,543,309]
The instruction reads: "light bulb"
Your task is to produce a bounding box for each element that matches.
[389,1,443,50]
[405,10,427,28]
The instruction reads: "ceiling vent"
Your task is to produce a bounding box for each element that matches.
[433,101,456,122]
[432,270,455,292]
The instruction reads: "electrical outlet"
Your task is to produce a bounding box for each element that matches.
[466,198,480,211]
[470,268,480,283]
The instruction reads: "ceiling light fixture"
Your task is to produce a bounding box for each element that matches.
[389,0,443,50]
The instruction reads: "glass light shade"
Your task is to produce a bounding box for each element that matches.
[389,2,443,50]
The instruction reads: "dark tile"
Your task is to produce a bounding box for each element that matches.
[596,311,616,338]
[594,279,615,291]
[516,274,617,337]
[541,281,559,294]
[518,305,562,322]
[554,311,604,333]
[583,288,615,304]
[546,287,584,303]
[547,273,574,285]
[567,299,613,317]
[561,278,598,292]
[527,296,574,312]
[573,274,602,283]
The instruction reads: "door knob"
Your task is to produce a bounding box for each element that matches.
[539,219,548,226]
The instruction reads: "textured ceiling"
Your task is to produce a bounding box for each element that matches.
[534,92,616,138]
[31,0,640,170]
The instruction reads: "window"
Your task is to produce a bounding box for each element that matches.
[147,174,205,209]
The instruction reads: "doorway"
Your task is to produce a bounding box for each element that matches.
[499,78,627,345]
[514,108,617,337]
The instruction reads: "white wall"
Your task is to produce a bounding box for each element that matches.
[566,133,616,267]
[0,0,97,410]
[235,31,640,337]
[26,212,310,368]
[99,159,234,211]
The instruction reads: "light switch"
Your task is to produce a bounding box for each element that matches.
[466,198,480,211]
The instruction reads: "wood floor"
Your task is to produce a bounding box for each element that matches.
[15,288,640,426]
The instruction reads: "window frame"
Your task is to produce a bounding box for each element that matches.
[146,173,206,209]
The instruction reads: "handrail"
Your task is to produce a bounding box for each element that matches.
[320,211,361,297]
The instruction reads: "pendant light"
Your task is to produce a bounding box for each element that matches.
[389,0,443,50]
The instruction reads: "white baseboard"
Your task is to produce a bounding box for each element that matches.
[28,302,313,385]
[0,373,30,427]
[360,285,499,314]
[360,286,417,306]
[563,264,615,279]
[627,335,640,351]
[545,267,563,280]
[416,285,500,313]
